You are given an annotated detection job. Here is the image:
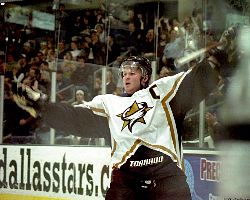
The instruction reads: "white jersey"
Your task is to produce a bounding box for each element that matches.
[85,71,189,170]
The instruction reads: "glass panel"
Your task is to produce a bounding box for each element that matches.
[0,0,248,148]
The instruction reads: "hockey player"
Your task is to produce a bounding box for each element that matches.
[14,54,221,199]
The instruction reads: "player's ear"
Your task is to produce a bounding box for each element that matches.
[141,75,149,86]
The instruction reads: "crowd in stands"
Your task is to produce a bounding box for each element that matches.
[0,3,238,146]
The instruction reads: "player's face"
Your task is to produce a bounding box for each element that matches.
[121,65,142,95]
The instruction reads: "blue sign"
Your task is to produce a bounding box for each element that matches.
[184,152,220,200]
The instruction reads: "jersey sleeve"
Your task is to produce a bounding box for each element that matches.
[42,102,110,140]
[176,60,220,113]
[151,71,188,101]
[85,95,109,117]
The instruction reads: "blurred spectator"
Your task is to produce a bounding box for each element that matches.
[39,61,51,91]
[47,39,55,54]
[89,30,106,65]
[94,10,105,24]
[205,112,226,146]
[71,89,87,106]
[157,33,169,69]
[55,69,71,102]
[158,17,170,36]
[80,34,92,62]
[0,54,6,74]
[29,56,41,69]
[46,49,56,71]
[127,9,136,23]
[141,29,155,58]
[95,23,106,44]
[192,7,203,34]
[22,67,41,92]
[5,53,17,74]
[124,22,142,54]
[135,13,145,31]
[93,74,102,96]
[111,55,124,68]
[80,15,91,34]
[70,54,90,95]
[168,18,181,32]
[60,51,76,79]
[10,65,24,91]
[70,40,81,60]
[106,70,117,94]
[58,40,68,59]
[162,28,185,64]
[55,3,69,41]
[36,51,45,64]
[158,66,175,79]
[5,55,25,84]
[17,54,30,76]
[39,41,49,56]
[21,41,37,62]
[206,75,227,110]
[106,34,121,64]
[71,15,83,37]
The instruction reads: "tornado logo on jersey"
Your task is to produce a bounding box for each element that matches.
[117,101,153,132]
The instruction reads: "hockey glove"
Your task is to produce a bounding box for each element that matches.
[12,84,48,118]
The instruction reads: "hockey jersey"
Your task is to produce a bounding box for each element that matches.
[84,71,190,171]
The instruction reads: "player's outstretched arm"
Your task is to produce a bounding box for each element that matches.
[43,102,110,139]
[13,85,110,139]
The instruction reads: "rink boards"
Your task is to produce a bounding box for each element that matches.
[0,145,219,200]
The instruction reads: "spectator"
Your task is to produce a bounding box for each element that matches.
[95,23,106,44]
[106,34,121,64]
[70,54,90,95]
[55,3,69,41]
[5,53,17,74]
[0,53,6,74]
[21,41,36,62]
[60,51,76,79]
[205,112,226,146]
[89,30,106,65]
[141,29,155,58]
[39,41,49,57]
[106,70,117,94]
[158,66,175,79]
[157,33,169,70]
[80,15,91,34]
[162,28,185,64]
[17,54,30,76]
[55,69,71,102]
[70,40,81,60]
[71,90,87,106]
[71,15,83,36]
[111,55,124,68]
[39,61,51,91]
[46,49,56,71]
[58,40,68,59]
[36,51,45,64]
[124,22,142,54]
[22,66,41,92]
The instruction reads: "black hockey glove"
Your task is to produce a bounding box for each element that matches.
[12,84,48,118]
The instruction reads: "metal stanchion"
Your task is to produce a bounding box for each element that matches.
[0,75,4,143]
[198,100,205,148]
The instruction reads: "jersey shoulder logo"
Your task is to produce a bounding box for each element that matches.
[116,101,153,133]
